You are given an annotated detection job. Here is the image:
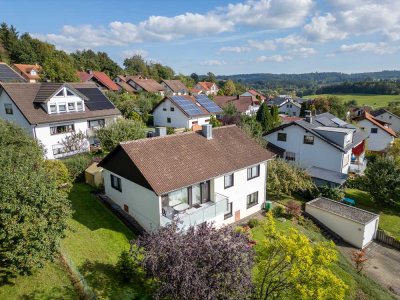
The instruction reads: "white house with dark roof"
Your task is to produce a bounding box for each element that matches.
[0,82,121,159]
[264,112,368,186]
[99,125,275,232]
[152,95,223,129]
[268,95,302,117]
[371,109,400,133]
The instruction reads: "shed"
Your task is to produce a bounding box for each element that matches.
[85,162,103,187]
[305,197,379,249]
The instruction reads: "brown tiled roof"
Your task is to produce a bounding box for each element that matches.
[101,125,275,195]
[161,79,188,93]
[354,112,396,137]
[77,71,120,91]
[197,81,216,91]
[115,75,143,83]
[128,78,165,93]
[0,82,120,125]
[116,81,136,93]
[214,96,255,113]
[13,64,41,80]
[248,89,266,100]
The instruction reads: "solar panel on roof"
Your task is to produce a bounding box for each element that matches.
[75,88,115,110]
[331,117,347,126]
[316,116,335,127]
[196,97,223,113]
[171,96,204,116]
[0,64,26,82]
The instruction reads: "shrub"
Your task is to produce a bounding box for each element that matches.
[115,249,144,284]
[298,216,320,233]
[166,127,175,135]
[43,159,73,195]
[346,175,366,190]
[272,205,285,218]
[318,186,345,201]
[285,201,302,218]
[247,218,259,228]
[63,153,92,182]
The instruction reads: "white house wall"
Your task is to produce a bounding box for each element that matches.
[305,204,373,249]
[0,90,33,134]
[265,125,345,173]
[103,169,161,232]
[357,119,394,151]
[278,102,301,117]
[374,112,400,132]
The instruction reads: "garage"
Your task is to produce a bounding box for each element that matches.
[305,197,379,249]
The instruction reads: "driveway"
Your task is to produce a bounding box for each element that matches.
[337,241,400,299]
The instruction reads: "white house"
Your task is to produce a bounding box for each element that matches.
[99,125,275,232]
[241,89,266,103]
[268,95,302,117]
[354,112,396,152]
[214,95,260,116]
[13,64,41,83]
[0,82,121,159]
[126,77,165,96]
[371,109,400,133]
[264,112,368,186]
[306,197,379,249]
[160,79,189,96]
[193,82,219,96]
[152,94,223,129]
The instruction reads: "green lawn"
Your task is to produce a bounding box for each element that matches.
[61,183,147,299]
[306,93,400,108]
[251,217,395,300]
[345,189,400,240]
[0,260,77,300]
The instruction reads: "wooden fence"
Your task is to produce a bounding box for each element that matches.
[375,229,400,250]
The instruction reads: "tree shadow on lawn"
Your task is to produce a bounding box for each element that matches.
[68,184,135,240]
[78,259,152,300]
[18,286,76,300]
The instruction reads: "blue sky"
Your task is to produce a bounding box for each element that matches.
[2,0,400,75]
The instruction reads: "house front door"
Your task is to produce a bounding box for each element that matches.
[234,210,240,222]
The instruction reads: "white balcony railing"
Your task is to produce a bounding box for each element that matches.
[349,159,367,174]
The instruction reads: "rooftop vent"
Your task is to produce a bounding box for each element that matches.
[202,124,212,140]
[305,110,312,123]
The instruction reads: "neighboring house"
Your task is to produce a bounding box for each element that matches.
[268,95,301,117]
[113,75,138,93]
[241,89,266,103]
[306,197,379,249]
[193,81,219,95]
[160,79,189,96]
[127,77,165,96]
[152,94,223,129]
[13,64,41,82]
[264,112,368,186]
[0,82,121,159]
[0,62,26,82]
[353,112,396,152]
[99,125,275,231]
[77,70,120,92]
[371,109,400,133]
[214,95,259,115]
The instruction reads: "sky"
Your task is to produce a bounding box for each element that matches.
[1,0,400,75]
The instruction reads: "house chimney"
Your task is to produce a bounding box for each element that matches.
[305,110,312,123]
[155,127,167,137]
[202,124,212,140]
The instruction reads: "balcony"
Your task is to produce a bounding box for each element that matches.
[86,126,102,137]
[349,159,367,174]
[161,193,229,228]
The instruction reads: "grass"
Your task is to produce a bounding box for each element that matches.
[0,260,77,300]
[306,93,400,108]
[250,216,395,300]
[345,188,400,240]
[61,183,147,299]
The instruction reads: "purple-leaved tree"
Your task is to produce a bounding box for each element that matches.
[130,222,254,300]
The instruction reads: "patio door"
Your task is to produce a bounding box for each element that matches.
[200,181,210,204]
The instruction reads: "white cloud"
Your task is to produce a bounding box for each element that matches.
[337,42,398,54]
[219,46,251,53]
[121,49,148,58]
[256,55,292,62]
[289,47,316,57]
[248,39,276,51]
[201,59,227,66]
[304,13,347,42]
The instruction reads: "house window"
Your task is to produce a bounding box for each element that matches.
[277,132,287,142]
[170,107,174,111]
[205,119,210,123]
[4,103,13,115]
[49,104,57,113]
[247,192,258,209]
[58,103,66,113]
[163,108,167,111]
[303,135,314,145]
[192,121,198,125]
[55,90,64,97]
[111,174,122,192]
[167,117,171,123]
[77,102,83,111]
[123,204,129,213]
[247,165,260,180]
[371,128,378,134]
[285,152,296,161]
[224,173,234,189]
[50,124,75,135]
[68,102,75,111]
[52,144,64,156]
[66,89,74,96]
[224,202,233,219]
[88,119,105,128]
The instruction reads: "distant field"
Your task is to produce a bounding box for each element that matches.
[305,93,400,108]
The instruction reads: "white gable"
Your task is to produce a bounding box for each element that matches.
[47,87,85,114]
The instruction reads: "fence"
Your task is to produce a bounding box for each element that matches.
[375,229,400,250]
[60,247,97,300]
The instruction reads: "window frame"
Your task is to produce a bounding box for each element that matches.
[68,102,76,112]
[110,174,122,192]
[277,132,287,142]
[49,104,57,113]
[50,124,75,135]
[4,103,13,115]
[58,103,67,113]
[170,107,175,111]
[370,128,378,134]
[224,173,234,189]
[77,101,84,111]
[246,192,259,209]
[303,135,314,145]
[224,202,233,219]
[167,117,171,123]
[247,165,260,180]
